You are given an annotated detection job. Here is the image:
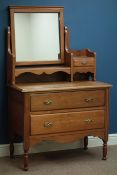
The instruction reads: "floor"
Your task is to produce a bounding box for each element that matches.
[0,145,117,175]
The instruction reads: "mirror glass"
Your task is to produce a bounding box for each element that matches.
[14,13,60,62]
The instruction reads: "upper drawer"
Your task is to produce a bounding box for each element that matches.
[73,57,95,67]
[30,90,105,112]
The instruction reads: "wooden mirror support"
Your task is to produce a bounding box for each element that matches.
[7,6,112,171]
[7,6,96,85]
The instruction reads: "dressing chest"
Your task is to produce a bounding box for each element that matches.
[7,6,112,170]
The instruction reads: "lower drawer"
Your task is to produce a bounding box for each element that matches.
[30,110,104,135]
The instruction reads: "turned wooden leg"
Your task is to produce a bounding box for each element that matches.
[9,138,15,159]
[84,136,88,150]
[24,150,29,171]
[102,141,107,160]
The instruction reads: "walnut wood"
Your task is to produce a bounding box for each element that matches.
[70,48,96,57]
[24,150,28,171]
[64,26,96,80]
[7,27,11,54]
[9,6,65,66]
[29,129,105,147]
[64,26,70,51]
[8,87,24,138]
[16,60,62,66]
[30,90,105,112]
[7,27,15,85]
[7,6,112,170]
[9,140,15,159]
[23,93,30,171]
[8,6,97,84]
[101,88,110,160]
[84,136,88,150]
[105,88,110,141]
[15,66,71,77]
[30,110,104,135]
[8,81,111,170]
[10,81,111,93]
[30,106,104,116]
[102,141,107,160]
[73,53,96,81]
[64,26,73,81]
[73,67,96,81]
[73,57,95,67]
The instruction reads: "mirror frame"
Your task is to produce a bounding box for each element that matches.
[9,6,64,66]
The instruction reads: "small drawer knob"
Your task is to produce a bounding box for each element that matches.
[84,119,93,123]
[84,97,94,103]
[44,121,53,128]
[81,60,87,65]
[43,99,53,105]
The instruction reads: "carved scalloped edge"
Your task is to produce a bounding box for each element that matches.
[30,131,105,147]
[73,71,94,74]
[15,70,71,77]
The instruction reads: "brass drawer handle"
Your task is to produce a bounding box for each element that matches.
[81,60,87,65]
[84,97,94,103]
[44,121,53,128]
[43,99,53,105]
[84,119,93,123]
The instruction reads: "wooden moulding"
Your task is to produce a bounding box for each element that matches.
[29,129,105,147]
[64,26,96,58]
[15,66,71,77]
[64,26,96,81]
[7,27,15,85]
[64,26,74,81]
[64,26,73,66]
[8,6,96,83]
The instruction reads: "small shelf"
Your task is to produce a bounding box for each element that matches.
[15,66,71,77]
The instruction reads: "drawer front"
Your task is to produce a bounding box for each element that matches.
[31,90,105,111]
[73,57,95,67]
[30,110,104,135]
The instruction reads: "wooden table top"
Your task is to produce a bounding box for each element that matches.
[9,81,112,93]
